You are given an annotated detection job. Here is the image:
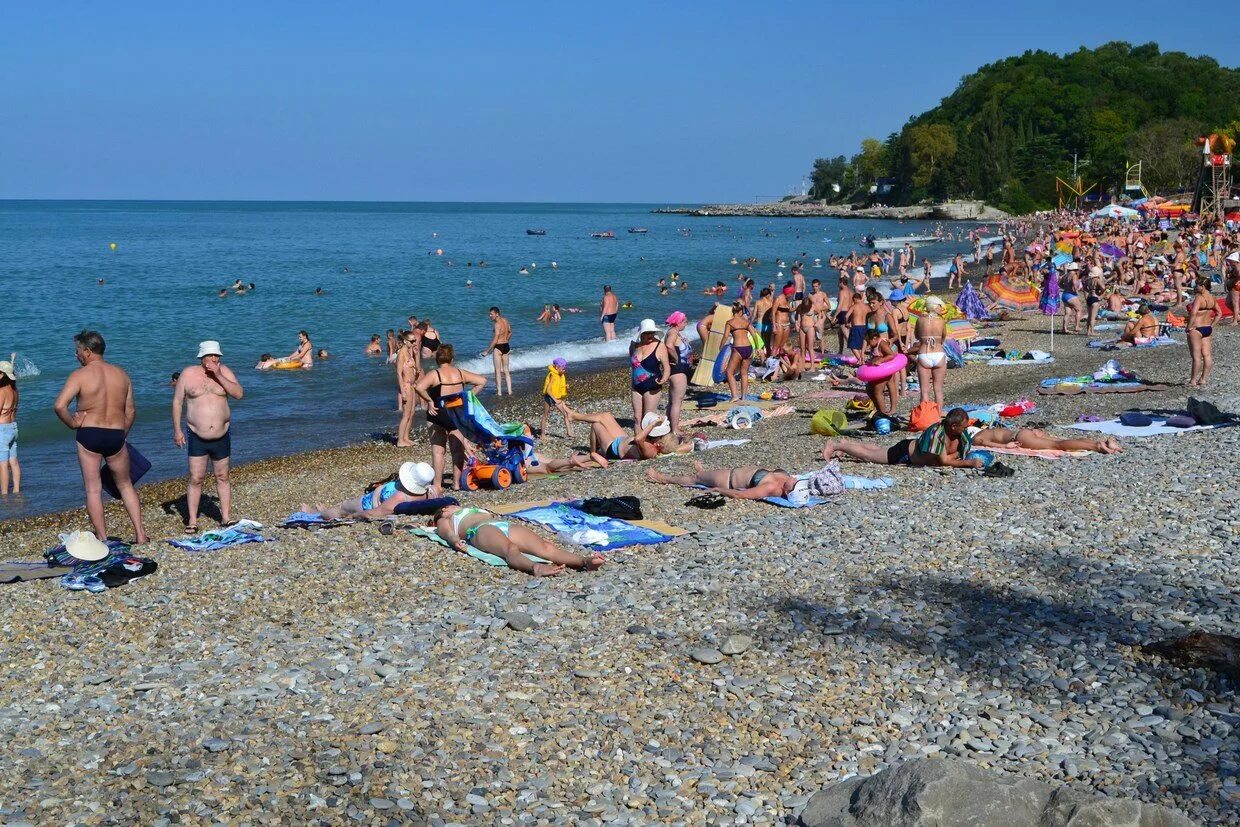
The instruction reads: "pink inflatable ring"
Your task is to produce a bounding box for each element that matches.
[857,352,908,384]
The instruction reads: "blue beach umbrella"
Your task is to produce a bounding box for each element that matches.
[954,281,990,320]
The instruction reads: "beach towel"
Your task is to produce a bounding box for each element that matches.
[1087,335,1180,351]
[280,511,355,529]
[988,351,1054,366]
[506,502,675,550]
[41,539,157,587]
[407,526,549,568]
[1037,380,1174,396]
[0,560,75,584]
[700,438,751,449]
[985,445,1094,460]
[167,520,270,552]
[806,388,868,401]
[1069,417,1225,439]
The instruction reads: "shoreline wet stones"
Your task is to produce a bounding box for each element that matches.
[0,317,1236,825]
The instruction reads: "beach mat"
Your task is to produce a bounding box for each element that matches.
[1036,382,1175,396]
[100,443,151,499]
[690,305,733,387]
[1087,336,1180,350]
[986,446,1094,460]
[280,512,356,529]
[407,526,548,568]
[988,355,1054,367]
[805,388,867,400]
[0,561,74,584]
[1069,418,1224,439]
[491,499,687,543]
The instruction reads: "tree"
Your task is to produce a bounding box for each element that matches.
[808,156,848,200]
[906,124,958,189]
[851,138,890,186]
[1125,118,1205,193]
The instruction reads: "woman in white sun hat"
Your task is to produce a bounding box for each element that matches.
[0,354,19,494]
[301,461,438,520]
[628,318,669,428]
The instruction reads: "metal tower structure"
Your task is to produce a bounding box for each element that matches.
[1193,134,1234,219]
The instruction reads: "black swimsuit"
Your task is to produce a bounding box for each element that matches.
[428,369,465,430]
[76,426,126,457]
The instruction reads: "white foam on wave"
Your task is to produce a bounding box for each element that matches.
[11,353,40,378]
[459,325,700,375]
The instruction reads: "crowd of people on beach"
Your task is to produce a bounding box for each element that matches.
[27,202,1238,580]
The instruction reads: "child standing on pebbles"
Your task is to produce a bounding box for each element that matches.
[540,357,574,438]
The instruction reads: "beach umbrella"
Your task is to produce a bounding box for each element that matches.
[982,273,1040,312]
[946,318,978,342]
[954,282,990,320]
[1054,241,1074,254]
[1099,243,1125,258]
[1091,204,1140,220]
[908,295,963,321]
[1039,268,1061,351]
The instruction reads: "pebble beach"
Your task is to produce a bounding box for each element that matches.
[1,317,1237,826]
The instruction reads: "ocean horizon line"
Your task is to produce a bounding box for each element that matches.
[0,197,716,207]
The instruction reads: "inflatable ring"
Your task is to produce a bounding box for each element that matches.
[273,360,304,370]
[856,352,908,384]
[749,330,764,351]
[712,343,733,383]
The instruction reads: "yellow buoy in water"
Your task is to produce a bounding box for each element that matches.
[109,242,117,251]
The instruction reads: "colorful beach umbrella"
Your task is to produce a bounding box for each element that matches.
[954,282,990,320]
[946,318,977,342]
[1099,243,1125,258]
[982,274,1040,312]
[1091,204,1140,220]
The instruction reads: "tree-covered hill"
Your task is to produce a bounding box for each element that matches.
[809,42,1240,213]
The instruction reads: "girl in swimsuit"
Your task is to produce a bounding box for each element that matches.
[0,355,18,494]
[395,331,420,447]
[431,504,604,577]
[1060,265,1083,333]
[415,344,488,488]
[663,311,693,435]
[629,320,669,428]
[303,462,436,520]
[912,299,947,409]
[723,301,755,403]
[1187,279,1221,387]
[419,320,441,358]
[796,296,818,364]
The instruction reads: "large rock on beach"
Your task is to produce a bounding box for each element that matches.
[799,759,1196,827]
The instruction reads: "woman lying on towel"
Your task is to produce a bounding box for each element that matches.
[971,426,1122,455]
[301,462,437,520]
[821,408,982,468]
[430,504,604,577]
[567,410,691,464]
[646,461,798,499]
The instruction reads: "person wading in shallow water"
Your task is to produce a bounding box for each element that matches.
[484,307,512,396]
[53,330,148,544]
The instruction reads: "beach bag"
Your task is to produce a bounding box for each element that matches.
[943,339,965,368]
[805,460,846,498]
[846,397,874,416]
[810,409,848,437]
[909,401,941,433]
[580,496,643,521]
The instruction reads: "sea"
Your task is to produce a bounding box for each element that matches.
[0,200,988,519]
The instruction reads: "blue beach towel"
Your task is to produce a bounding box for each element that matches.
[167,520,271,552]
[280,511,355,529]
[509,502,673,550]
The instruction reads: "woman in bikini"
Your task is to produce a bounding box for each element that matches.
[1061,264,1083,333]
[971,426,1122,455]
[395,331,420,447]
[566,410,662,464]
[645,462,798,499]
[723,301,755,403]
[796,295,818,365]
[1187,279,1221,387]
[663,311,693,435]
[303,462,437,520]
[629,319,669,427]
[1225,251,1240,326]
[0,355,19,495]
[911,296,947,409]
[431,504,604,577]
[414,344,488,488]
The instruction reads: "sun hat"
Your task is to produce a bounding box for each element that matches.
[925,296,945,311]
[60,530,111,562]
[0,360,14,381]
[1228,251,1239,262]
[197,340,223,358]
[552,357,568,370]
[638,318,660,336]
[398,461,435,495]
[665,310,687,325]
[640,412,671,438]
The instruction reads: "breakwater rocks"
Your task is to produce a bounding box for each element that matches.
[654,200,1011,222]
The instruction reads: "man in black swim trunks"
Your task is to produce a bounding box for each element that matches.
[173,340,244,531]
[53,330,148,544]
[485,306,513,396]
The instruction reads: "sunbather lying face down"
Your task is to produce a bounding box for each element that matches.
[970,426,1122,454]
[429,504,604,577]
[645,461,797,499]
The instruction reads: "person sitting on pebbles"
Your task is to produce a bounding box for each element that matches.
[646,461,798,499]
[566,410,689,463]
[430,504,604,577]
[1120,302,1159,345]
[302,462,437,520]
[820,407,982,468]
[970,425,1122,455]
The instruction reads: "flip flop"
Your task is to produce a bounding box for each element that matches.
[686,492,726,509]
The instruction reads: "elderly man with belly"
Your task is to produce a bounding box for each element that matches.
[172,340,243,531]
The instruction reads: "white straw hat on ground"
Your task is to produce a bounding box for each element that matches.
[197,340,223,358]
[60,530,110,561]
[398,461,436,495]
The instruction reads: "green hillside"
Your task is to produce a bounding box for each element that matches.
[808,42,1240,212]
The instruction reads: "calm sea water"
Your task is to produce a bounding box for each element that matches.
[0,201,983,519]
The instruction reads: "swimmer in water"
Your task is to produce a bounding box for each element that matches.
[217,289,227,298]
[366,335,383,356]
[314,287,324,296]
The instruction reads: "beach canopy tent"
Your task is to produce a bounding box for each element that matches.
[1091,204,1140,220]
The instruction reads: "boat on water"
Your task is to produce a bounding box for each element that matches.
[627,227,649,234]
[863,234,940,251]
[591,231,616,239]
[526,229,547,236]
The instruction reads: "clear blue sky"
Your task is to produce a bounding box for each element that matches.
[2,1,1234,202]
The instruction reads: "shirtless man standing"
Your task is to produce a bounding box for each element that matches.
[53,330,148,544]
[172,340,244,530]
[600,285,619,341]
[485,306,513,396]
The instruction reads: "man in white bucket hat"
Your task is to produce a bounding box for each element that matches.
[172,340,244,531]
